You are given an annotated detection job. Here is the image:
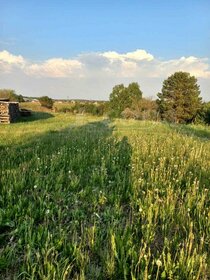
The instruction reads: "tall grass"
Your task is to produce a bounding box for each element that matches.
[0,115,209,279]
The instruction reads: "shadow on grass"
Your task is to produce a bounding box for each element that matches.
[16,111,54,123]
[0,118,133,278]
[168,123,210,141]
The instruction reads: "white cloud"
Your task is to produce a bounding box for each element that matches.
[159,56,210,78]
[0,50,25,65]
[26,58,83,78]
[0,49,209,100]
[101,49,154,62]
[0,50,26,73]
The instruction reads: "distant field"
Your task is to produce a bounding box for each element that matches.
[0,114,209,279]
[20,101,75,112]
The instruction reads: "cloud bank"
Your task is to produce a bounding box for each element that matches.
[0,49,209,100]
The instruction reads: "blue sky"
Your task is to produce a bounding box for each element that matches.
[0,0,210,100]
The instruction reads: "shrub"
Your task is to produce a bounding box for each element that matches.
[39,96,54,109]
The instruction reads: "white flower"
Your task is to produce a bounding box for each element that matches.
[156,259,162,267]
[46,209,50,214]
[139,207,143,213]
[34,185,37,189]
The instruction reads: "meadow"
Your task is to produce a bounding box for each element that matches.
[0,112,209,279]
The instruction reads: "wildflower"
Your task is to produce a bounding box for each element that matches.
[34,185,37,189]
[139,207,143,213]
[156,259,162,267]
[46,209,50,214]
[187,208,190,212]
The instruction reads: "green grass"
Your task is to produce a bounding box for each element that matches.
[0,114,209,279]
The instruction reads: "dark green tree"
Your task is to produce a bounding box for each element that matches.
[157,72,202,123]
[39,96,54,109]
[109,83,143,118]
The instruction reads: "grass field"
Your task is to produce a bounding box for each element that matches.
[0,113,210,279]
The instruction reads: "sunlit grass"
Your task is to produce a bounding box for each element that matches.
[0,115,209,279]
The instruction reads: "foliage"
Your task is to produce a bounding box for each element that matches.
[0,115,209,279]
[196,102,210,125]
[122,98,158,120]
[203,102,210,124]
[0,89,24,102]
[39,96,54,109]
[157,72,202,123]
[54,101,109,116]
[127,82,143,105]
[109,83,143,118]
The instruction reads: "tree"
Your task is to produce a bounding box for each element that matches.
[109,83,143,118]
[0,89,24,102]
[127,82,143,106]
[39,96,54,109]
[157,72,202,123]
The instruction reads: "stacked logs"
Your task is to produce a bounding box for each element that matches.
[0,102,20,123]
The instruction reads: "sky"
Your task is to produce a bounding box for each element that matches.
[0,0,210,101]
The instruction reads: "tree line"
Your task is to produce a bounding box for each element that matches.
[0,71,210,124]
[109,71,210,125]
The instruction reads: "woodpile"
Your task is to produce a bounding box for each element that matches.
[0,102,20,123]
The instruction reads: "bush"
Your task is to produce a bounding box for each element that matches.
[196,102,210,125]
[121,98,158,121]
[0,89,24,102]
[39,96,54,109]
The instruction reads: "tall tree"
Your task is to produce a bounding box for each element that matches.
[157,72,202,123]
[127,82,143,106]
[109,83,143,118]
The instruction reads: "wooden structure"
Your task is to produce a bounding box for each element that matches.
[0,101,20,123]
